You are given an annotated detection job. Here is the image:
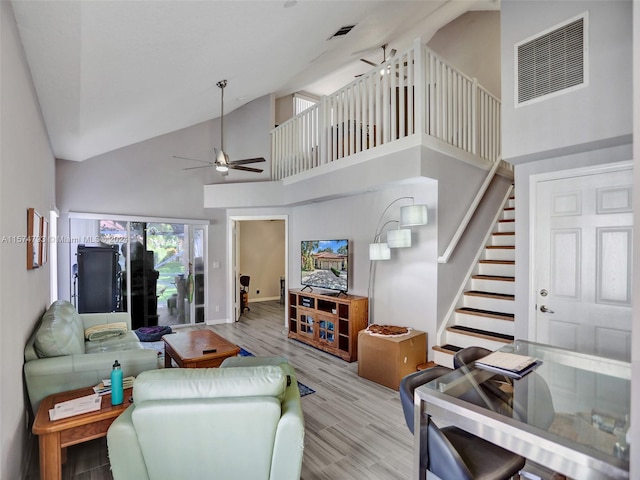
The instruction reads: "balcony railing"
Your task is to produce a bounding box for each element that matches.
[271,39,502,181]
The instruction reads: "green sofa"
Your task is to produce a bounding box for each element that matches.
[24,300,159,414]
[107,358,305,480]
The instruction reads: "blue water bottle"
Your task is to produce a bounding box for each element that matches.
[111,360,123,406]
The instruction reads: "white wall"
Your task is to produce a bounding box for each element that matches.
[224,143,510,356]
[501,0,635,341]
[501,0,632,162]
[502,2,636,475]
[512,143,632,342]
[0,2,56,478]
[55,94,272,322]
[289,185,438,338]
[275,94,294,126]
[427,10,502,98]
[435,166,512,321]
[631,0,639,470]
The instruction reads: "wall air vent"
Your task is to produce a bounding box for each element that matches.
[515,13,587,106]
[331,24,356,38]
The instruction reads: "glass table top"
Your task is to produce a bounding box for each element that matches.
[423,340,631,466]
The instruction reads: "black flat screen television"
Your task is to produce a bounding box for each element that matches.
[301,239,348,294]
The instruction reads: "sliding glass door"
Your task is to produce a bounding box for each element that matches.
[68,214,207,327]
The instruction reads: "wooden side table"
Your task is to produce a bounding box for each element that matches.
[32,386,133,480]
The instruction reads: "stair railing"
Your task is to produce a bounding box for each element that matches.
[435,184,515,347]
[438,158,503,264]
[271,40,503,181]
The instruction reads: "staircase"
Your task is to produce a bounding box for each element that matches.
[433,192,516,368]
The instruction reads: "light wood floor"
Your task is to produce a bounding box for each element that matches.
[26,301,413,480]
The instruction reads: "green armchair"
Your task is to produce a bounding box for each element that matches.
[106,360,305,480]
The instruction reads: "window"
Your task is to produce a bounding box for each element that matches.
[68,214,207,327]
[294,93,318,115]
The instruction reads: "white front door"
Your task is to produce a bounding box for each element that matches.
[533,163,633,362]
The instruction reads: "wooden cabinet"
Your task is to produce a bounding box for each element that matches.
[288,289,368,362]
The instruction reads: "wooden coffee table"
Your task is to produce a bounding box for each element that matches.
[163,329,240,368]
[32,386,133,480]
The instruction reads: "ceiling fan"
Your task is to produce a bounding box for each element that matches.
[360,44,396,70]
[357,44,408,80]
[174,80,265,176]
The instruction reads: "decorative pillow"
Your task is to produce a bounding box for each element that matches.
[84,322,128,342]
[34,300,85,358]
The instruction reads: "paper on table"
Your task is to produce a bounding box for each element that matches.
[49,394,102,421]
[475,351,538,373]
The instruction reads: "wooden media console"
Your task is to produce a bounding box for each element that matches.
[288,289,368,362]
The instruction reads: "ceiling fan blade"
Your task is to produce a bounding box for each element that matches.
[183,165,213,171]
[228,157,266,166]
[360,59,378,67]
[173,155,212,165]
[229,165,264,173]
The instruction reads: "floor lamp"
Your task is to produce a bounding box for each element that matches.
[368,197,428,325]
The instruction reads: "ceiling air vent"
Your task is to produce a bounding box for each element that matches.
[516,13,587,106]
[331,24,356,38]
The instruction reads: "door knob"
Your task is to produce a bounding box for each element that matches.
[540,305,555,313]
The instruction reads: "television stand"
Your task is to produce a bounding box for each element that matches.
[320,290,347,298]
[288,289,368,362]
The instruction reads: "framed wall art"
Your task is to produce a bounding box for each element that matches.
[27,208,42,270]
[40,216,49,265]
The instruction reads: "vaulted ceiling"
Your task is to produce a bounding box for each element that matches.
[11,0,498,162]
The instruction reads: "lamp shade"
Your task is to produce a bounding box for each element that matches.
[400,204,428,226]
[387,228,411,248]
[369,242,391,260]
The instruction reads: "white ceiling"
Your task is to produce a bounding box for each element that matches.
[11,0,498,162]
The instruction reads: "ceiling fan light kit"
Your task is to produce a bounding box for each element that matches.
[357,44,398,78]
[175,79,265,176]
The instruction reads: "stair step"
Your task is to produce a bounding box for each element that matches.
[491,232,515,246]
[436,189,517,365]
[446,325,514,343]
[462,291,515,314]
[433,344,461,354]
[472,275,515,282]
[455,307,514,321]
[464,290,515,301]
[485,246,515,261]
[432,347,457,368]
[498,220,515,233]
[417,361,438,370]
[478,260,515,277]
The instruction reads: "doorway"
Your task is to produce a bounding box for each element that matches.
[531,161,632,361]
[228,215,288,327]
